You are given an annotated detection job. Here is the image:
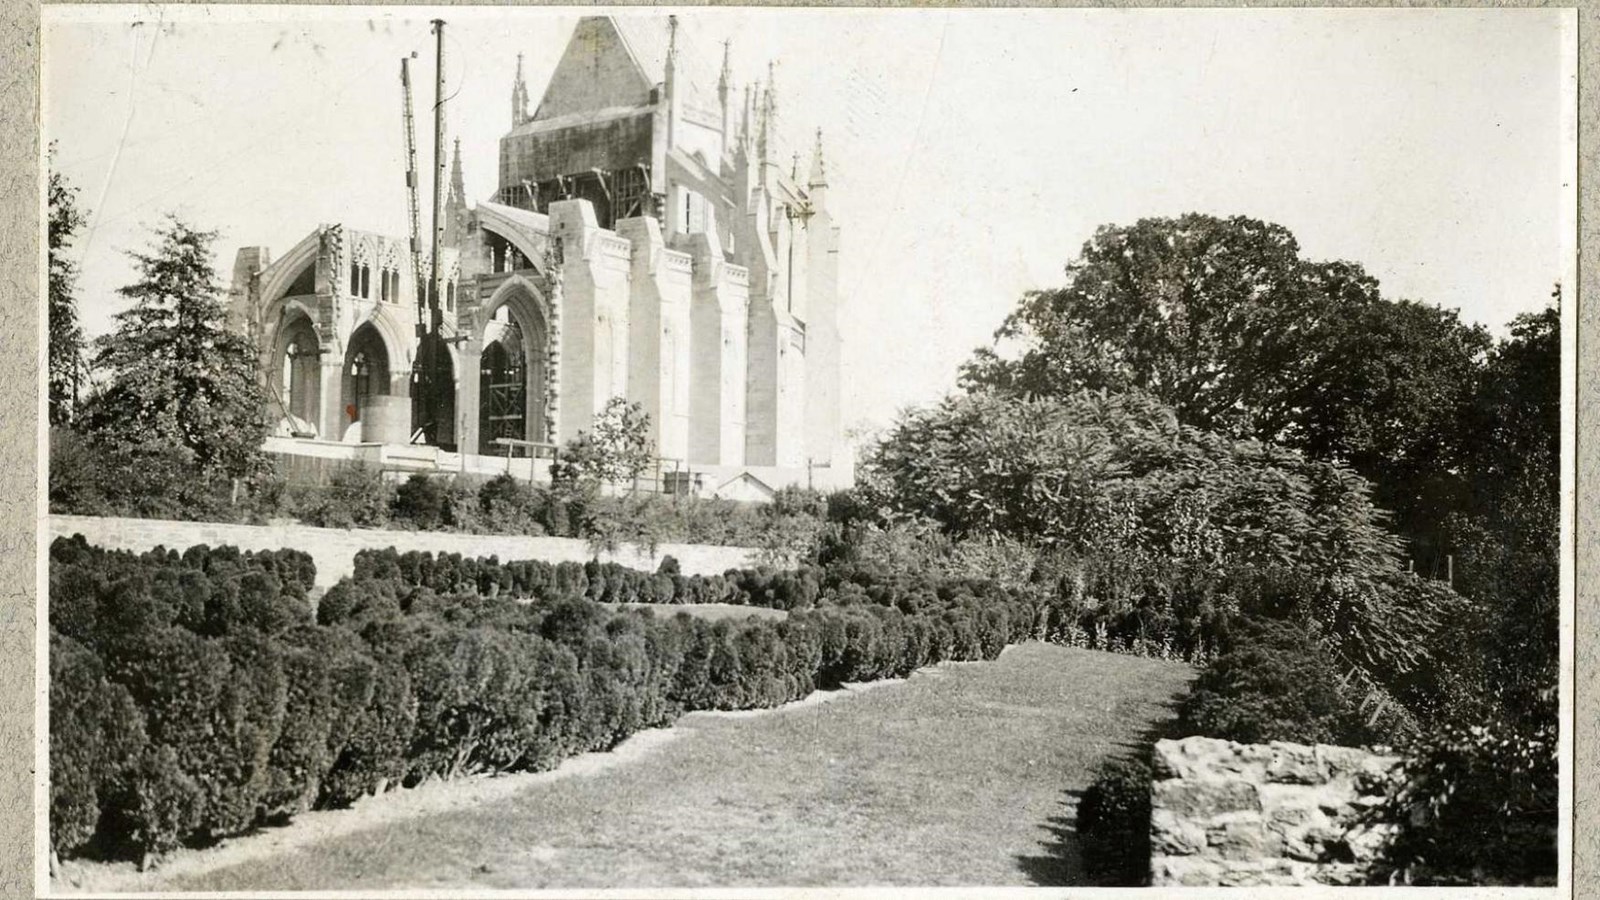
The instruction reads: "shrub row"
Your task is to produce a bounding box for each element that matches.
[350,547,827,611]
[50,537,1039,865]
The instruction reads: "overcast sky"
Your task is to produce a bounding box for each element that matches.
[44,6,1571,436]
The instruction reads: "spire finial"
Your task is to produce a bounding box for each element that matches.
[739,83,754,146]
[667,15,679,63]
[511,52,530,126]
[809,127,828,188]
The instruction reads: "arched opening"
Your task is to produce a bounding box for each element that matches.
[275,314,321,435]
[411,332,457,450]
[476,285,550,454]
[342,323,390,440]
[484,229,533,274]
[479,326,526,452]
[282,261,316,299]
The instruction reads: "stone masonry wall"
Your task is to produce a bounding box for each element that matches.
[1150,736,1403,887]
[49,515,758,588]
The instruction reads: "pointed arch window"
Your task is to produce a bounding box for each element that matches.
[349,351,371,421]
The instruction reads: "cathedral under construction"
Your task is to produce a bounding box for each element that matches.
[227,15,847,499]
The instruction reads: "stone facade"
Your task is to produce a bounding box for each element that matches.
[48,515,758,589]
[1150,736,1403,887]
[228,15,847,489]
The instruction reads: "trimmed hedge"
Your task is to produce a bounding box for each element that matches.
[49,537,1040,864]
[349,546,828,612]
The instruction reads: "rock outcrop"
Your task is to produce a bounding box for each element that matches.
[1150,736,1402,886]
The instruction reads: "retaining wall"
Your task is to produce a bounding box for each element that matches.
[47,515,759,587]
[1150,736,1403,887]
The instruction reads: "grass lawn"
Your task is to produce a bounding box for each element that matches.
[114,643,1191,890]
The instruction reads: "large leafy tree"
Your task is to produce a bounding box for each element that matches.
[860,388,1460,732]
[1446,302,1560,729]
[81,216,269,488]
[48,149,89,426]
[961,214,1491,556]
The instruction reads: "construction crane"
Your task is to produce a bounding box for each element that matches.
[399,52,426,335]
[393,20,457,448]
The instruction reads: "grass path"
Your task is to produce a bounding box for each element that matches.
[62,643,1192,891]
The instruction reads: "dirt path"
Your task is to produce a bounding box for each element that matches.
[55,643,1191,892]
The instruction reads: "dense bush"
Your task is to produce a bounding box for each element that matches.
[1375,716,1558,886]
[49,632,146,857]
[1175,616,1379,746]
[293,464,391,529]
[346,547,832,613]
[50,537,1040,865]
[858,390,1463,733]
[1076,756,1153,886]
[392,474,448,531]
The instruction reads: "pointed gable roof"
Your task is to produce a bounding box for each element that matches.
[532,16,656,122]
[532,15,722,124]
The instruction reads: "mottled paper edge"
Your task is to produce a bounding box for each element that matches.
[1,3,1590,899]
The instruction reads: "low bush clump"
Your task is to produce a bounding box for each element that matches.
[1375,714,1558,886]
[49,537,1040,866]
[1076,756,1153,886]
[293,464,392,529]
[1175,616,1381,747]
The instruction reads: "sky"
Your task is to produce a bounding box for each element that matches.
[43,6,1571,437]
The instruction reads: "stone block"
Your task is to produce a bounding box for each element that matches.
[1266,741,1326,784]
[1150,809,1207,856]
[1206,818,1283,861]
[1154,736,1272,780]
[1151,856,1226,887]
[1153,779,1262,819]
[1344,822,1400,861]
[1318,744,1400,780]
[1148,736,1405,887]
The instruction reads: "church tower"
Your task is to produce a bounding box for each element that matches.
[804,129,842,468]
[510,53,531,128]
[444,138,469,249]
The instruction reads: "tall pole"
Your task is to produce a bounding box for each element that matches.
[426,18,447,445]
[429,19,446,333]
[400,54,426,335]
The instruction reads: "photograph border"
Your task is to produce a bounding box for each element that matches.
[5,2,1592,898]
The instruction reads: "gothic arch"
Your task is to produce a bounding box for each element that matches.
[479,273,553,333]
[271,311,323,434]
[411,331,458,449]
[341,323,391,441]
[262,295,323,352]
[350,307,413,394]
[476,274,554,446]
[256,232,322,311]
[476,208,551,278]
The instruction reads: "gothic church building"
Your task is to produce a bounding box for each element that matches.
[228,15,846,495]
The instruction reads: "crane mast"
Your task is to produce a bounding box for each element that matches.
[399,54,426,332]
[394,22,453,448]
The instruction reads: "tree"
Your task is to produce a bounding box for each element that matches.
[81,216,269,490]
[48,148,89,426]
[552,398,653,488]
[860,387,1459,731]
[1445,301,1560,732]
[960,214,1492,555]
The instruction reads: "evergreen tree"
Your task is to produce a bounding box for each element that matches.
[48,147,89,426]
[82,215,269,489]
